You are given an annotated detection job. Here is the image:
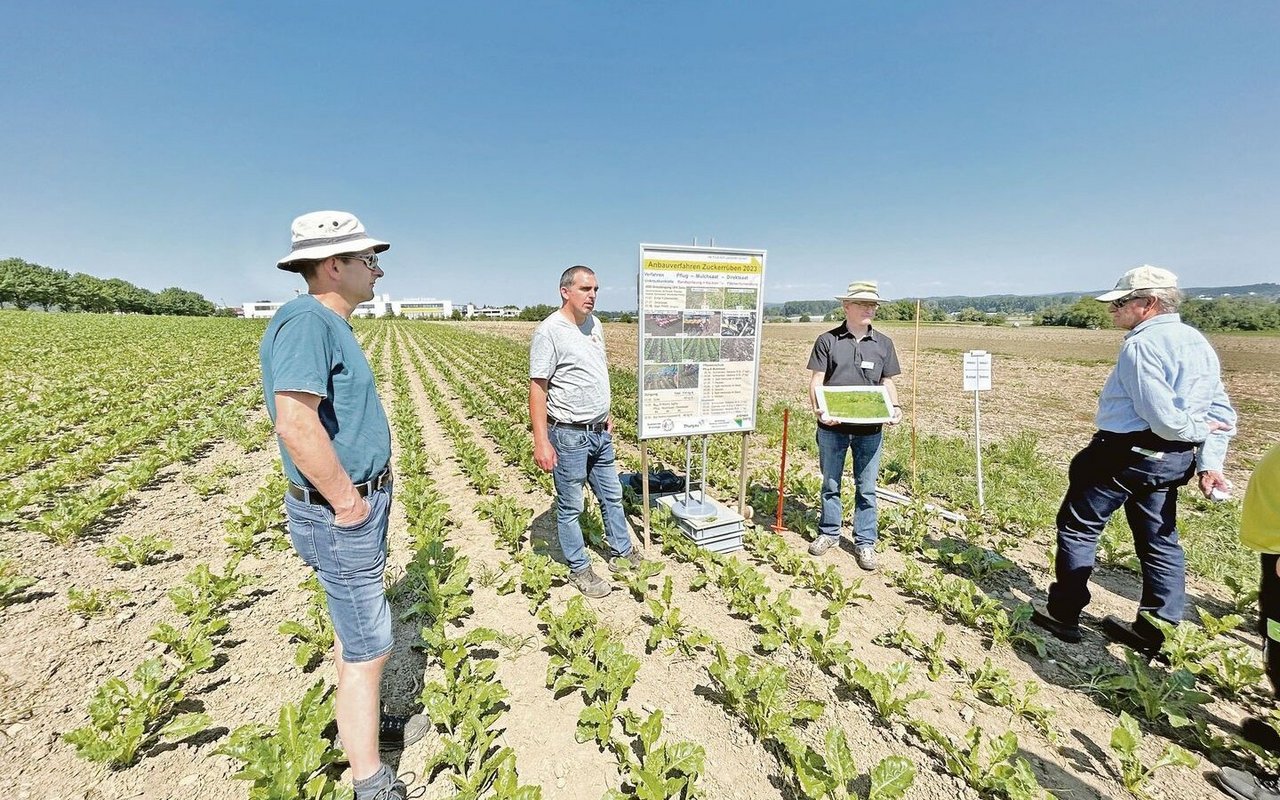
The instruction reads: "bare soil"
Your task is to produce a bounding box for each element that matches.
[2,319,1275,800]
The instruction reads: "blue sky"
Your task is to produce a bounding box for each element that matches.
[2,2,1277,309]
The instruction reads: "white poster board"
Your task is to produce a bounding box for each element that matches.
[963,350,993,391]
[637,244,766,440]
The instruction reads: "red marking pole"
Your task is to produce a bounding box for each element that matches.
[772,408,789,532]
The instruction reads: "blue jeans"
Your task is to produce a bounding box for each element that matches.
[816,426,883,548]
[550,425,633,572]
[285,485,394,662]
[1047,433,1195,637]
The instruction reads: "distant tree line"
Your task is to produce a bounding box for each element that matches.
[1182,296,1280,331]
[1034,295,1280,331]
[0,257,220,316]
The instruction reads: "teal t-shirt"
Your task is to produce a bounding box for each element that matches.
[259,294,391,488]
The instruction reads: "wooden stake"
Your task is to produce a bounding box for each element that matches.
[772,408,790,532]
[911,299,921,491]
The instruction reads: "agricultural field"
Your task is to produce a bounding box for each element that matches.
[2,310,1278,800]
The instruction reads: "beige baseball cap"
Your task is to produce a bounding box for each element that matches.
[1095,265,1178,302]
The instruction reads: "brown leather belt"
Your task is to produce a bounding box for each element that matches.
[287,466,392,506]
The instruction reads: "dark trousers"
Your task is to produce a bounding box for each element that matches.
[1047,431,1196,639]
[1261,554,1280,694]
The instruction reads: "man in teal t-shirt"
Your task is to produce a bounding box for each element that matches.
[260,211,420,800]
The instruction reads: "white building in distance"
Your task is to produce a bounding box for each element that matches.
[242,294,454,319]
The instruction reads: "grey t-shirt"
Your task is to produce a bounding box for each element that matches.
[529,312,611,424]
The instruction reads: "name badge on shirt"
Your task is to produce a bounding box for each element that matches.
[860,361,875,370]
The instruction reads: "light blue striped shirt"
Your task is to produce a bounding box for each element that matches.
[1095,313,1236,472]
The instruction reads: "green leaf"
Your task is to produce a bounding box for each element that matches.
[824,728,857,787]
[160,712,211,742]
[1109,712,1139,755]
[792,699,825,722]
[868,755,916,800]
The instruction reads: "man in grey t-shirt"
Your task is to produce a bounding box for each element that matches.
[529,265,640,598]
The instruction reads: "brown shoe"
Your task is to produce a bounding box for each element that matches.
[608,549,644,574]
[569,566,611,598]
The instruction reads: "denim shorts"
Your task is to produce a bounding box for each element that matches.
[284,485,393,663]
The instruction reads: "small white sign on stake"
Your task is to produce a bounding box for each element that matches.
[963,350,993,391]
[963,350,994,508]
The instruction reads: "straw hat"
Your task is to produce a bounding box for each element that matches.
[277,210,390,272]
[835,280,885,304]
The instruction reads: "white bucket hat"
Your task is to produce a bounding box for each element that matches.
[277,210,390,272]
[835,280,885,304]
[1095,265,1178,302]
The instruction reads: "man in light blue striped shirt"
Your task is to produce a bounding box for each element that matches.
[1032,265,1236,655]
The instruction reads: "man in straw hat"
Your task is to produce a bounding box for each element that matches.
[260,211,424,799]
[806,280,903,570]
[1032,265,1236,658]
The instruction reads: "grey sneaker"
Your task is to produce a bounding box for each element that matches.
[569,565,612,598]
[380,712,430,749]
[608,549,644,573]
[337,712,431,753]
[368,777,408,800]
[808,536,839,556]
[854,545,878,571]
[355,767,424,800]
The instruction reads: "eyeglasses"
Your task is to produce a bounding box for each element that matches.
[1109,295,1147,311]
[341,253,380,272]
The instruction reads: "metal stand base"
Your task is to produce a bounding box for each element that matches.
[655,494,744,554]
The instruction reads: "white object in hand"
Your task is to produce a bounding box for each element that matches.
[1209,481,1234,502]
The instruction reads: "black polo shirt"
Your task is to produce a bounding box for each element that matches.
[808,323,901,434]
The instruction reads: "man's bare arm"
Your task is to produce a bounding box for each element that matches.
[274,391,368,526]
[529,378,557,471]
[881,376,903,425]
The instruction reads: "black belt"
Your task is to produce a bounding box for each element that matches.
[1094,430,1197,453]
[549,417,608,433]
[287,466,392,506]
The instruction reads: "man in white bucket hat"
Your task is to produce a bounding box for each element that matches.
[806,280,903,570]
[1032,264,1236,660]
[260,211,423,800]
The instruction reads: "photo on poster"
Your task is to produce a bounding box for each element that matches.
[683,311,721,336]
[644,312,682,337]
[644,337,684,363]
[643,363,700,390]
[682,337,721,362]
[720,337,755,362]
[723,288,758,310]
[686,287,727,309]
[675,363,701,389]
[720,312,756,337]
